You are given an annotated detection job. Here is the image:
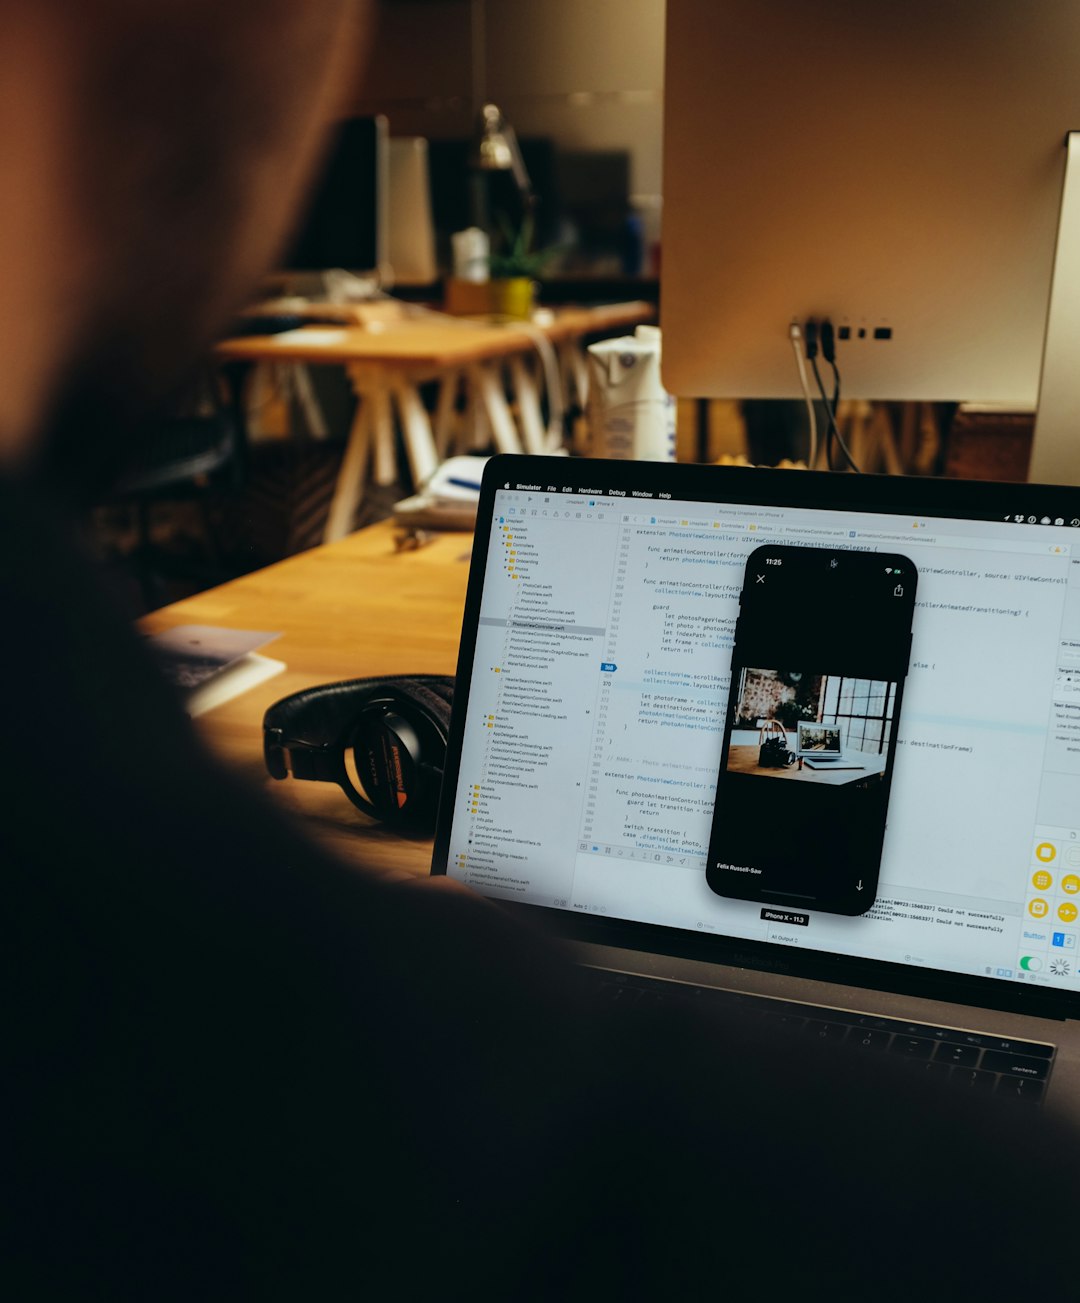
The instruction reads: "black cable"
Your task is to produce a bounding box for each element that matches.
[826,359,840,470]
[828,356,842,471]
[820,320,836,470]
[822,322,840,416]
[828,359,860,472]
[816,320,860,473]
[802,319,837,470]
[828,388,838,476]
[810,355,860,472]
[804,319,819,360]
[808,355,838,468]
[820,319,836,369]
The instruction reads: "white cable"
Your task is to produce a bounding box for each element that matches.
[789,322,818,469]
[503,320,565,448]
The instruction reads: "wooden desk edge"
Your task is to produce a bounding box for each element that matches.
[214,301,656,367]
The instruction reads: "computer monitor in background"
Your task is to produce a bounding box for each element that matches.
[284,115,389,281]
[555,150,635,273]
[387,137,438,286]
[661,0,1080,483]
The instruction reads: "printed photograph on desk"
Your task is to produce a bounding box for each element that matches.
[725,668,896,788]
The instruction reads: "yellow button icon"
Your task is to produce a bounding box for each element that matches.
[1036,842,1058,863]
[1063,875,1080,895]
[1029,898,1050,918]
[1059,902,1079,923]
[1033,869,1053,891]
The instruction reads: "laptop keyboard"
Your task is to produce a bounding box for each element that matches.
[581,968,1055,1104]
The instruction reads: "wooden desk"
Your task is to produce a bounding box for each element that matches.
[142,519,471,881]
[217,303,654,368]
[727,744,886,785]
[216,302,653,542]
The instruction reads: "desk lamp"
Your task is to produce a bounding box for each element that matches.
[472,103,534,210]
[470,102,537,241]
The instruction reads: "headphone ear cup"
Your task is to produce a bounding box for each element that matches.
[350,705,430,823]
[346,693,445,823]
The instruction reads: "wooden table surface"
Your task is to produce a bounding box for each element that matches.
[215,301,654,368]
[727,744,886,785]
[141,519,473,880]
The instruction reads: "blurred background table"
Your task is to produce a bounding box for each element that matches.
[216,301,654,541]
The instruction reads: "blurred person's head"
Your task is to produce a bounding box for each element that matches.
[0,0,366,491]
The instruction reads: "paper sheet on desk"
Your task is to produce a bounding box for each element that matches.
[270,328,349,347]
[145,624,284,715]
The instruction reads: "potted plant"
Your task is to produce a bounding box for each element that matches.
[487,213,557,320]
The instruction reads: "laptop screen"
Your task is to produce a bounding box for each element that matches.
[434,457,1080,1005]
[796,721,844,759]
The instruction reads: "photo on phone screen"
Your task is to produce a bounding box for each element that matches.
[706,545,917,917]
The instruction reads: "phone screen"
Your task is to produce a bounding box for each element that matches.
[707,545,917,917]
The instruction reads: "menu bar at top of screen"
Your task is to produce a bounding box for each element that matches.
[496,487,1073,557]
[499,475,1080,531]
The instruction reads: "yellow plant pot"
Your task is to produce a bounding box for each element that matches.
[489,277,535,320]
[443,276,536,319]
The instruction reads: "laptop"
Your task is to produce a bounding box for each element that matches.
[796,721,853,767]
[432,455,1080,1116]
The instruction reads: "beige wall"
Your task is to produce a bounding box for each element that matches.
[349,0,665,244]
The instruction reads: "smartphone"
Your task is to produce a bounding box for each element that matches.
[706,545,917,917]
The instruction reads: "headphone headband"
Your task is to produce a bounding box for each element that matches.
[264,675,453,825]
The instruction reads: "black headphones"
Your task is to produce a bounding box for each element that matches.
[263,675,453,828]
